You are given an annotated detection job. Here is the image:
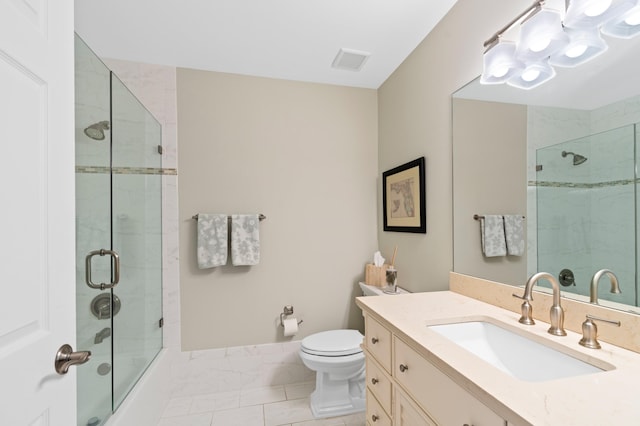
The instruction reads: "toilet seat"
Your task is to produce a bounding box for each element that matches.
[301,329,363,357]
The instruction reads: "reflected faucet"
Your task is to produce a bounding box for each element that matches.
[513,272,567,336]
[590,269,621,304]
[94,327,111,344]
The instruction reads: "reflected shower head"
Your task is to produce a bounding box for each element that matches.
[84,121,110,141]
[561,150,587,166]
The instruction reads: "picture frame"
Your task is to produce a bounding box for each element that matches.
[382,157,426,233]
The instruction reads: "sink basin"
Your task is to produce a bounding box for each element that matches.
[428,320,609,382]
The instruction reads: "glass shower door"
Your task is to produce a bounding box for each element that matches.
[110,73,163,409]
[75,35,113,426]
[74,34,163,426]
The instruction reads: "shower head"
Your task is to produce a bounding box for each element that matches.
[84,121,110,141]
[561,151,587,166]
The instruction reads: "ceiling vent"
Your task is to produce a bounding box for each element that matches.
[331,48,370,72]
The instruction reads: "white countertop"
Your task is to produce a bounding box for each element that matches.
[356,291,640,425]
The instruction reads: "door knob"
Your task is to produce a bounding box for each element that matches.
[54,344,91,375]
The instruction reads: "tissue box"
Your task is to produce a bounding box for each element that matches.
[365,264,390,287]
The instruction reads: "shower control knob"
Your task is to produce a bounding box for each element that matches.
[54,344,91,375]
[558,269,576,287]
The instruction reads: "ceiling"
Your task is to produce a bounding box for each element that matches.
[74,0,458,89]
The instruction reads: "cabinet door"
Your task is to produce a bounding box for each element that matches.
[394,336,505,425]
[366,391,392,426]
[365,314,392,373]
[367,355,392,415]
[395,387,437,426]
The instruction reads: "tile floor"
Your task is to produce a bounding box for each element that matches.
[158,381,366,426]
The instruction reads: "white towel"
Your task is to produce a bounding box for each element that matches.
[231,214,260,266]
[504,215,525,256]
[480,215,507,257]
[197,213,228,268]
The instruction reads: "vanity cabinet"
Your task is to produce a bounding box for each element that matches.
[364,313,507,426]
[394,387,437,426]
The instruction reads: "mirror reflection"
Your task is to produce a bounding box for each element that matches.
[452,35,640,313]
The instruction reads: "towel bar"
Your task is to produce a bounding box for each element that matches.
[192,213,266,221]
[474,214,525,221]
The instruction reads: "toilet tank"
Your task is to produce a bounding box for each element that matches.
[358,282,409,296]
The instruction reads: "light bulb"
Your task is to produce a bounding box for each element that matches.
[529,38,551,52]
[522,69,541,82]
[625,10,640,25]
[492,65,510,78]
[565,44,589,58]
[585,0,612,16]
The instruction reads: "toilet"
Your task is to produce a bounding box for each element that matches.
[299,329,366,418]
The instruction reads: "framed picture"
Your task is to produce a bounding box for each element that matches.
[382,157,426,233]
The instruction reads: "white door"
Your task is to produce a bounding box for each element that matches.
[0,1,77,425]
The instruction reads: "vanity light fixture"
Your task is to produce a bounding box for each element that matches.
[480,40,524,84]
[602,1,640,37]
[481,0,640,90]
[549,26,608,67]
[507,58,556,89]
[480,1,542,85]
[563,0,635,29]
[516,8,569,61]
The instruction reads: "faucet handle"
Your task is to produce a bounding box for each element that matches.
[512,292,532,301]
[579,315,621,349]
[513,296,535,325]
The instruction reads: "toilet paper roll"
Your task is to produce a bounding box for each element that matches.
[283,317,299,337]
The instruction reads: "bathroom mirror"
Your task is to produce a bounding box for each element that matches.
[452,34,640,314]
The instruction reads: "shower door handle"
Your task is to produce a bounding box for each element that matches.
[54,344,91,375]
[85,249,120,290]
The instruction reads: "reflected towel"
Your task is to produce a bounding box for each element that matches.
[480,215,507,257]
[504,215,525,256]
[197,213,228,268]
[231,214,260,266]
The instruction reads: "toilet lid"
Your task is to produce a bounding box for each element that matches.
[301,329,363,356]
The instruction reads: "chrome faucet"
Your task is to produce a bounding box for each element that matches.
[94,327,111,344]
[513,272,566,336]
[579,314,621,349]
[590,269,621,304]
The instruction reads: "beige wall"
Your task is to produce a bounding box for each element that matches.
[452,99,527,285]
[377,0,532,292]
[177,69,378,350]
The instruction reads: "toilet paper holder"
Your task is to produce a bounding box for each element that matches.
[280,305,303,327]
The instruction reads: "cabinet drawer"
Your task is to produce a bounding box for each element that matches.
[394,336,505,426]
[365,314,392,373]
[395,387,437,426]
[366,391,392,426]
[366,355,392,415]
